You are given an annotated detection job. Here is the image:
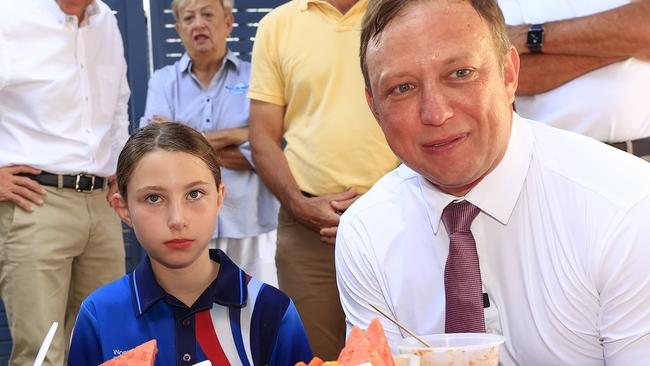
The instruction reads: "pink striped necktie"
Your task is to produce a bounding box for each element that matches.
[441,200,486,333]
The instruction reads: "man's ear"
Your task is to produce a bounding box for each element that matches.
[111,193,132,227]
[503,46,520,104]
[365,87,380,122]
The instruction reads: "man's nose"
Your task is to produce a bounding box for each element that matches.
[420,84,453,126]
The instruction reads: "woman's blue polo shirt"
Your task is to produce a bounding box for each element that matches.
[68,249,313,366]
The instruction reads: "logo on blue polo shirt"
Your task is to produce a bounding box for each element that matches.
[226,82,249,95]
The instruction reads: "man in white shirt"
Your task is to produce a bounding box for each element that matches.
[336,0,650,364]
[0,0,129,364]
[500,0,650,160]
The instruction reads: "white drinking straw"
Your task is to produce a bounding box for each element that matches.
[33,321,58,366]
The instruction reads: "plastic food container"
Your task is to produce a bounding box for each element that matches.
[397,333,505,366]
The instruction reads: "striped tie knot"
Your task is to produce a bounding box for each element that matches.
[442,200,480,234]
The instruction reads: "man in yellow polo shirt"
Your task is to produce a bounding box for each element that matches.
[248,0,398,359]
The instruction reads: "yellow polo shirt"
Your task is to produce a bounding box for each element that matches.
[248,0,398,196]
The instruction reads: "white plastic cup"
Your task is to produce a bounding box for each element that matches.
[397,333,505,366]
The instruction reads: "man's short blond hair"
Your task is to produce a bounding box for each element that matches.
[171,0,234,21]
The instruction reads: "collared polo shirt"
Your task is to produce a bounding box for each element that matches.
[69,249,312,366]
[140,51,278,239]
[248,0,398,196]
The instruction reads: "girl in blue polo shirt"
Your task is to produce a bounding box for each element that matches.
[68,122,313,366]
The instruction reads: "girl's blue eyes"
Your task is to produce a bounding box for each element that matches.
[145,194,160,204]
[143,190,205,204]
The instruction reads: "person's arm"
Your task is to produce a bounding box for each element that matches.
[597,197,650,365]
[334,217,403,352]
[216,146,251,170]
[0,27,7,90]
[204,127,248,150]
[68,301,105,366]
[509,1,650,58]
[109,49,130,204]
[508,0,650,94]
[205,127,251,170]
[268,299,313,366]
[249,100,357,243]
[516,53,624,95]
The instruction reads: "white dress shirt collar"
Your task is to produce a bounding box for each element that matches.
[38,0,100,26]
[420,112,533,234]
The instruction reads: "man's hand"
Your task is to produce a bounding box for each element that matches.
[0,165,46,212]
[150,115,172,124]
[106,175,118,207]
[204,128,249,151]
[318,192,361,244]
[291,188,358,245]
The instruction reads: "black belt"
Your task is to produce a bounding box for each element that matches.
[608,137,650,158]
[19,172,107,192]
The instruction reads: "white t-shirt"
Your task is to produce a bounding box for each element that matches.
[336,114,650,365]
[498,0,650,143]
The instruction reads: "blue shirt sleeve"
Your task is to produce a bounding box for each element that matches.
[68,300,105,366]
[269,300,313,366]
[139,69,174,128]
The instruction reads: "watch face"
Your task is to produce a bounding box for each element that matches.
[527,30,543,46]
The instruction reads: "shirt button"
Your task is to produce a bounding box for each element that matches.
[206,98,210,103]
[182,353,191,362]
[182,319,191,327]
[206,118,211,123]
[84,96,89,102]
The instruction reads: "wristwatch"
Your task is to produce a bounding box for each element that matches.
[526,23,544,54]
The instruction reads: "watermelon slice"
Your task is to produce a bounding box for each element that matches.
[365,318,395,366]
[338,326,380,366]
[100,339,157,366]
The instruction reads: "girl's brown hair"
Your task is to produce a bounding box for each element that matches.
[116,122,221,198]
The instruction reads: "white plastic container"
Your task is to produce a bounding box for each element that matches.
[397,333,505,366]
